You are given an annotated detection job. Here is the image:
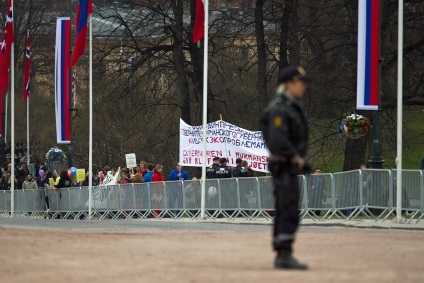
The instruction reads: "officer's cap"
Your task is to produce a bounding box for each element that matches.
[219,158,227,164]
[278,66,312,84]
[213,157,220,161]
[236,158,242,164]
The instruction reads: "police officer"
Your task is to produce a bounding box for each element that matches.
[233,158,248,178]
[214,158,232,179]
[206,157,220,179]
[260,65,312,270]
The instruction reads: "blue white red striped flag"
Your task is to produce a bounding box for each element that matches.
[55,17,71,144]
[356,0,380,110]
[70,0,93,67]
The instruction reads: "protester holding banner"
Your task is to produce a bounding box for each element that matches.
[260,65,312,270]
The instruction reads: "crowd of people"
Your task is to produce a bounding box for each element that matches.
[98,157,255,187]
[0,153,256,192]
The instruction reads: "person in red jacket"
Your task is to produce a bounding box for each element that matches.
[151,164,165,216]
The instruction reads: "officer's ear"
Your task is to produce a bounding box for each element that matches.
[276,84,285,95]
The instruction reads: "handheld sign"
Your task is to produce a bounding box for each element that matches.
[76,169,86,182]
[125,153,137,168]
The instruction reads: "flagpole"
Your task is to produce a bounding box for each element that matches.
[26,31,30,165]
[27,97,29,164]
[10,0,14,216]
[396,0,404,223]
[200,0,209,220]
[4,95,7,144]
[88,13,93,219]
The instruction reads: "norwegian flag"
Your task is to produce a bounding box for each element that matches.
[0,0,14,92]
[23,32,30,102]
[192,0,205,43]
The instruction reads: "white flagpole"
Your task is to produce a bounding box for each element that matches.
[200,0,209,219]
[396,0,404,222]
[4,95,7,144]
[88,14,93,219]
[27,96,29,165]
[10,0,14,216]
[27,30,30,165]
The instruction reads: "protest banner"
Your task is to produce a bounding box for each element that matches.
[179,119,270,172]
[125,153,137,168]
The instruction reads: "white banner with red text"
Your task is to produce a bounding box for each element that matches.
[179,119,269,172]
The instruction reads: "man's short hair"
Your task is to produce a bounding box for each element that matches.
[147,163,154,171]
[219,158,227,164]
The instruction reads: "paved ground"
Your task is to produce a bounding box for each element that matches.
[1,217,424,283]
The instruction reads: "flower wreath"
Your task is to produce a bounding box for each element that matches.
[340,114,372,139]
[45,147,67,162]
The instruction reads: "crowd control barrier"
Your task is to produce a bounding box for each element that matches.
[1,169,423,224]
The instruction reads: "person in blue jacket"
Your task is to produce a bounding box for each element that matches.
[143,163,154,182]
[168,163,190,215]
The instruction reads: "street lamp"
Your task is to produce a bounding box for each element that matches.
[368,0,384,169]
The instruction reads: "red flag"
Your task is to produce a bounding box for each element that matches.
[0,0,14,92]
[70,0,93,67]
[23,33,30,102]
[192,0,205,43]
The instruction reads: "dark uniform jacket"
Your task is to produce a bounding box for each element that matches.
[260,93,309,170]
[214,165,232,179]
[206,163,219,179]
[233,164,248,178]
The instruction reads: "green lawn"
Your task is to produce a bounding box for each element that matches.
[308,109,424,173]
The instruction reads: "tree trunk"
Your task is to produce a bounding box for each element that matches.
[279,0,297,69]
[342,136,369,171]
[172,0,191,124]
[255,0,268,111]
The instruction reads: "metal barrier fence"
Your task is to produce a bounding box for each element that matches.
[1,169,423,224]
